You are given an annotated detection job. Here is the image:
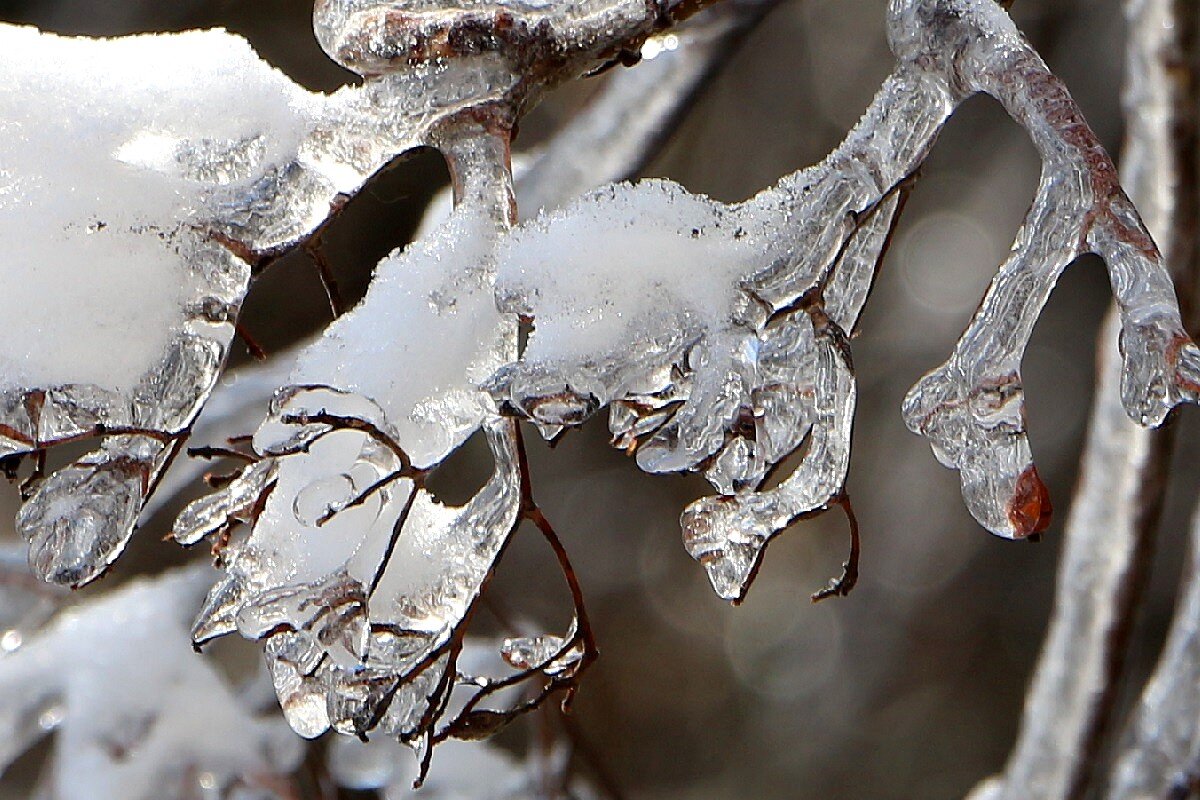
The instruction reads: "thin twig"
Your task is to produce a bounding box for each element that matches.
[304,235,344,318]
[234,320,268,361]
[278,411,415,474]
[186,444,257,463]
[811,492,861,602]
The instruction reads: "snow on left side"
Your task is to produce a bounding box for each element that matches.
[0,21,492,587]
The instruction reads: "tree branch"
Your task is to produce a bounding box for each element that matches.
[969,1,1200,797]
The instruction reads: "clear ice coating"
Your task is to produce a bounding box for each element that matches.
[176,165,588,750]
[489,0,1200,600]
[170,0,694,757]
[13,0,1200,774]
[0,0,722,589]
[892,0,1200,537]
[0,567,302,800]
[0,19,535,587]
[489,178,874,601]
[313,0,675,78]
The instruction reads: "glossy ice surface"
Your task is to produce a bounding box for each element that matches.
[5,0,1198,770]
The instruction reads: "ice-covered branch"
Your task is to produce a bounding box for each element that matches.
[1,0,728,589]
[0,24,499,587]
[175,128,529,746]
[140,4,769,766]
[176,131,596,769]
[491,0,1200,603]
[169,0,738,761]
[1105,502,1200,799]
[13,0,1200,781]
[966,1,1199,798]
[313,0,725,79]
[148,1,773,530]
[897,0,1199,537]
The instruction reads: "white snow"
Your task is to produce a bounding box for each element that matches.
[288,207,511,468]
[0,25,318,393]
[497,180,757,369]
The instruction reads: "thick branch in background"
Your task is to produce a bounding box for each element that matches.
[1107,506,1200,799]
[967,1,1200,798]
[1101,7,1200,797]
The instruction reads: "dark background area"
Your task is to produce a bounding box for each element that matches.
[0,1,1197,798]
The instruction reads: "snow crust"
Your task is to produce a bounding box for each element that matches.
[497,180,756,368]
[0,20,517,588]
[289,207,511,468]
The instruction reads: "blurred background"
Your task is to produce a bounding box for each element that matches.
[0,1,1197,798]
